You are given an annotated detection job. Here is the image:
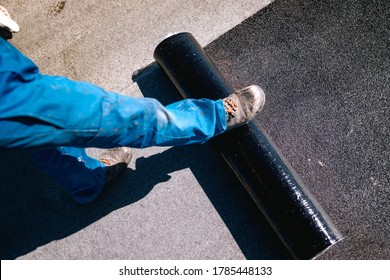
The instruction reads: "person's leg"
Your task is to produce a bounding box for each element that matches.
[0,35,264,203]
[0,37,226,203]
[27,147,107,203]
[0,38,230,150]
[1,8,114,203]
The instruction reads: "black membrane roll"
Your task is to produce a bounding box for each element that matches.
[153,32,342,259]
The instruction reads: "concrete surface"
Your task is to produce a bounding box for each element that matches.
[0,0,388,260]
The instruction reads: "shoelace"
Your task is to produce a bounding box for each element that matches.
[99,158,112,166]
[224,97,238,117]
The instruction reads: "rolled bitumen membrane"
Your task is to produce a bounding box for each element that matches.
[154,32,342,259]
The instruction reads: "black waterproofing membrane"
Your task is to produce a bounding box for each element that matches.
[154,32,342,259]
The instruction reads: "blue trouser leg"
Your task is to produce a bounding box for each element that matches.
[28,147,106,203]
[0,38,227,202]
[0,38,227,150]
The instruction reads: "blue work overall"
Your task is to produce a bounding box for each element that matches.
[0,38,227,203]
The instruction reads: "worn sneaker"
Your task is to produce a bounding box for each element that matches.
[99,147,132,184]
[0,5,19,33]
[223,85,265,130]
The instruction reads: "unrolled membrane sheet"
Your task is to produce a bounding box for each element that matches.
[153,32,342,259]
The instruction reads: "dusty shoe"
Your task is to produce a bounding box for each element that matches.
[99,147,132,184]
[0,5,20,34]
[223,85,265,130]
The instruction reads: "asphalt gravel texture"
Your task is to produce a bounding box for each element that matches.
[205,0,389,259]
